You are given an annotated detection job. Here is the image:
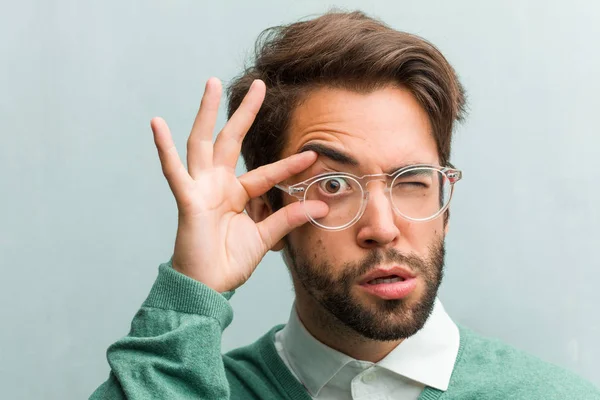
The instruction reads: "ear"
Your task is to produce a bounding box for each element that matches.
[245,196,286,251]
[443,210,450,237]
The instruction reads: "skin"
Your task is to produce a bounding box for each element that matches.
[152,78,448,365]
[151,79,327,294]
[249,85,449,362]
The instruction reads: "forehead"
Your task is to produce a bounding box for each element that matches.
[282,85,439,170]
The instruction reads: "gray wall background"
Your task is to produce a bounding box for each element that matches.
[1,0,598,398]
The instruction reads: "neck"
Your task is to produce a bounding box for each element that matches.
[293,285,403,363]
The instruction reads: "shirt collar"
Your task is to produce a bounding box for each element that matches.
[278,298,460,396]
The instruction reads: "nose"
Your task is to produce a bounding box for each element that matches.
[355,183,400,249]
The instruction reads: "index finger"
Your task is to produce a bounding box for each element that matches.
[238,151,318,199]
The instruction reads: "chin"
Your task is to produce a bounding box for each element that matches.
[333,287,435,341]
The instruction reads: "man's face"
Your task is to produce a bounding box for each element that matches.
[280,85,447,341]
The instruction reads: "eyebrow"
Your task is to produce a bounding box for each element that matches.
[297,142,418,175]
[297,142,359,167]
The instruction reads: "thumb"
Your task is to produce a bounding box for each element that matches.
[255,200,328,250]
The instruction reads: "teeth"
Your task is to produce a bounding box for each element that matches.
[369,276,404,284]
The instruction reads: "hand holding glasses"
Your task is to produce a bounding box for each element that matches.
[149,79,327,293]
[276,165,461,230]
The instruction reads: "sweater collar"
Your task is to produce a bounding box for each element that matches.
[277,298,460,396]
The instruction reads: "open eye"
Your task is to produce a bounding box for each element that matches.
[318,177,351,194]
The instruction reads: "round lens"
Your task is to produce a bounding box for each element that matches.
[390,168,451,221]
[304,175,363,229]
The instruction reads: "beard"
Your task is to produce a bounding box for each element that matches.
[286,237,445,341]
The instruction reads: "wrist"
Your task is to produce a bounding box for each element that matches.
[171,257,232,293]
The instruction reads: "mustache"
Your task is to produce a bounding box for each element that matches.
[343,248,427,281]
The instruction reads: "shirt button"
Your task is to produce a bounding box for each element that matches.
[362,371,376,383]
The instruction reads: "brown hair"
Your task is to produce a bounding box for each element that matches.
[227,10,466,210]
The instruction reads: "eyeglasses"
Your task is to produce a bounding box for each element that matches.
[275,164,462,231]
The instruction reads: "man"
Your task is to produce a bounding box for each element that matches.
[91,11,600,400]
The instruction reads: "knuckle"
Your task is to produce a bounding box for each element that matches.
[186,136,197,148]
[283,206,294,227]
[258,172,275,191]
[261,228,274,249]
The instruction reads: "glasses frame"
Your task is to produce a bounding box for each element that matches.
[275,164,462,231]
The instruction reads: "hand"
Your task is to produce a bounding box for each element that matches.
[150,78,327,292]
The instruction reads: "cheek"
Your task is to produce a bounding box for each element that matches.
[287,223,323,256]
[287,224,351,266]
[398,218,445,253]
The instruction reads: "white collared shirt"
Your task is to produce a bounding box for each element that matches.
[274,298,460,400]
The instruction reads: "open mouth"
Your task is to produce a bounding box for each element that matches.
[367,275,406,284]
[359,268,417,300]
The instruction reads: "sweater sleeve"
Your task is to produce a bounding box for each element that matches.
[90,261,235,400]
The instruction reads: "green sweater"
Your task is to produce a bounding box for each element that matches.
[91,262,600,399]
